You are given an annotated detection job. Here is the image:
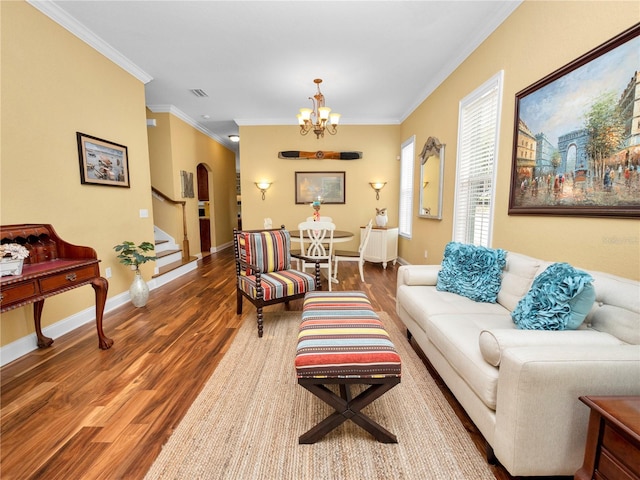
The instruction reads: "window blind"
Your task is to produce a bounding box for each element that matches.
[398,136,415,239]
[453,71,503,247]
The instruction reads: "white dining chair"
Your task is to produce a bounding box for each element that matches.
[332,219,373,283]
[297,221,335,291]
[305,216,333,223]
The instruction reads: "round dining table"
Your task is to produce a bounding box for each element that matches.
[289,229,354,243]
[289,230,355,284]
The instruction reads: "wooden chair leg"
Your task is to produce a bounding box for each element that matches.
[257,306,263,338]
[236,289,243,314]
[314,262,322,291]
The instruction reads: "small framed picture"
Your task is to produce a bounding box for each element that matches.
[77,132,130,188]
[295,171,346,204]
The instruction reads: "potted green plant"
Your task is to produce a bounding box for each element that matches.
[113,241,156,307]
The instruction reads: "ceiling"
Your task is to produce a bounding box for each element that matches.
[32,0,521,151]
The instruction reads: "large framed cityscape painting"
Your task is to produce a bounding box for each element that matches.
[508,23,640,217]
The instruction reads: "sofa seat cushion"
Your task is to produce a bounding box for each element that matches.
[479,328,626,366]
[238,270,316,301]
[397,285,511,335]
[424,314,516,410]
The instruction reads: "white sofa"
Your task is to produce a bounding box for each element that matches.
[395,251,640,477]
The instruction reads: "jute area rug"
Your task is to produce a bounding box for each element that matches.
[144,311,495,480]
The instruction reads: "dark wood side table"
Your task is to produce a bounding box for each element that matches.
[575,396,640,480]
[1,224,112,350]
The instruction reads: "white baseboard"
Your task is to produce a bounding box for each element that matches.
[0,254,207,367]
[396,256,409,266]
[149,259,198,289]
[211,241,232,253]
[0,290,130,367]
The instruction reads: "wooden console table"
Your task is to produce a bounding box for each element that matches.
[0,224,113,350]
[575,396,640,480]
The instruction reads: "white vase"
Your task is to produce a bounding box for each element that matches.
[129,270,149,307]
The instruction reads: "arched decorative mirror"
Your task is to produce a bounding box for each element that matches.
[418,137,444,219]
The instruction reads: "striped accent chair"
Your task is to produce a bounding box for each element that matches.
[233,227,321,337]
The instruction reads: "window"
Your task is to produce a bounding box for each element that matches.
[398,135,415,238]
[453,71,504,247]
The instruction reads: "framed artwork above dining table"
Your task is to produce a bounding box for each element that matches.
[295,171,346,204]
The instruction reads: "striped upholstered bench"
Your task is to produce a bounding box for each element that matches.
[295,291,402,444]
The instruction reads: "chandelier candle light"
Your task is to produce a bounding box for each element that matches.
[298,79,340,138]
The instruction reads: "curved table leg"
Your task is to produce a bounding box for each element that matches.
[33,300,54,348]
[91,277,113,349]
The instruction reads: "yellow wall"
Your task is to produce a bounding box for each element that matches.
[401,1,640,280]
[1,1,155,345]
[2,0,638,352]
[146,112,180,241]
[239,125,401,250]
[146,112,237,252]
[209,148,239,248]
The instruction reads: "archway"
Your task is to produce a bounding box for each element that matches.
[197,163,212,255]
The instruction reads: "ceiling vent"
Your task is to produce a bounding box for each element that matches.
[190,89,209,98]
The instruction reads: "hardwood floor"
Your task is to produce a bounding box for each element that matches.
[1,248,569,480]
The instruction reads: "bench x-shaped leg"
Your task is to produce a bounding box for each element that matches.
[298,378,400,444]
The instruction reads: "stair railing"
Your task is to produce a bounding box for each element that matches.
[151,186,190,260]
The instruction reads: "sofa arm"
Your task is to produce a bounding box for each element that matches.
[494,345,640,477]
[396,265,440,290]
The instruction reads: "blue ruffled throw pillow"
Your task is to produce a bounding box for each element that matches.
[512,262,596,330]
[436,242,506,303]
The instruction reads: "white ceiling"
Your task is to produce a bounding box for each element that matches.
[31,0,522,151]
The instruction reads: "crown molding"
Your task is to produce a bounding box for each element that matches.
[234,117,401,126]
[399,0,522,122]
[146,105,234,149]
[27,0,153,84]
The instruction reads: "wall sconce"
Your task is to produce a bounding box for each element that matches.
[255,181,272,200]
[369,182,387,200]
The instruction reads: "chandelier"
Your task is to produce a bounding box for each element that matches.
[297,79,340,138]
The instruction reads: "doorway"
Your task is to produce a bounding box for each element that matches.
[197,163,211,255]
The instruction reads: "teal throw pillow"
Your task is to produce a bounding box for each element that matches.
[436,242,506,303]
[512,262,596,330]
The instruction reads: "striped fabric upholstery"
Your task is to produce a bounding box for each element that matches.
[238,270,316,302]
[302,291,378,319]
[236,230,291,275]
[296,292,402,379]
